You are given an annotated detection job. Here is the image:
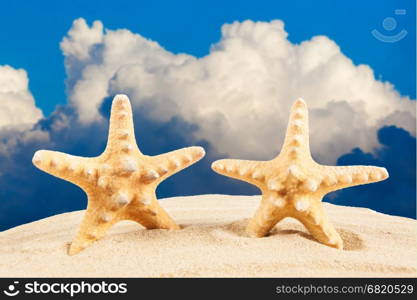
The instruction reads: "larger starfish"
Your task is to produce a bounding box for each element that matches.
[211,98,388,249]
[32,94,205,255]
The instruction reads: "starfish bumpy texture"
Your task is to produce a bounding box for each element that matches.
[32,94,205,255]
[211,98,388,249]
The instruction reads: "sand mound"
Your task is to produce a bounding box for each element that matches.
[0,195,416,277]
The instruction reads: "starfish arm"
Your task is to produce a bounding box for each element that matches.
[32,150,94,185]
[147,146,206,181]
[296,203,343,249]
[69,187,181,255]
[68,198,117,255]
[246,195,285,237]
[105,94,139,154]
[280,98,311,160]
[211,159,268,188]
[319,165,389,192]
[123,196,180,230]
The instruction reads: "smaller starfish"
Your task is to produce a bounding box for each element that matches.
[33,94,205,255]
[211,98,388,249]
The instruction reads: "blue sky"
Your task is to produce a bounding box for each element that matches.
[0,0,415,230]
[0,0,415,115]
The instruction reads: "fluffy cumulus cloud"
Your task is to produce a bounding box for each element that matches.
[61,18,415,163]
[0,65,47,155]
[0,65,43,129]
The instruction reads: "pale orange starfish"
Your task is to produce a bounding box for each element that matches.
[33,94,205,255]
[211,98,388,249]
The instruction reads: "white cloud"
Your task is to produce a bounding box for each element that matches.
[61,18,103,61]
[0,127,49,156]
[60,18,415,163]
[0,65,43,129]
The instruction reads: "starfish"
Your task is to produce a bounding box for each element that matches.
[32,94,205,255]
[211,98,388,249]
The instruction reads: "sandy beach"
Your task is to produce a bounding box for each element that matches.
[0,195,416,277]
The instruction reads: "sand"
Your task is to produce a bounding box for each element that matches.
[0,195,416,277]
